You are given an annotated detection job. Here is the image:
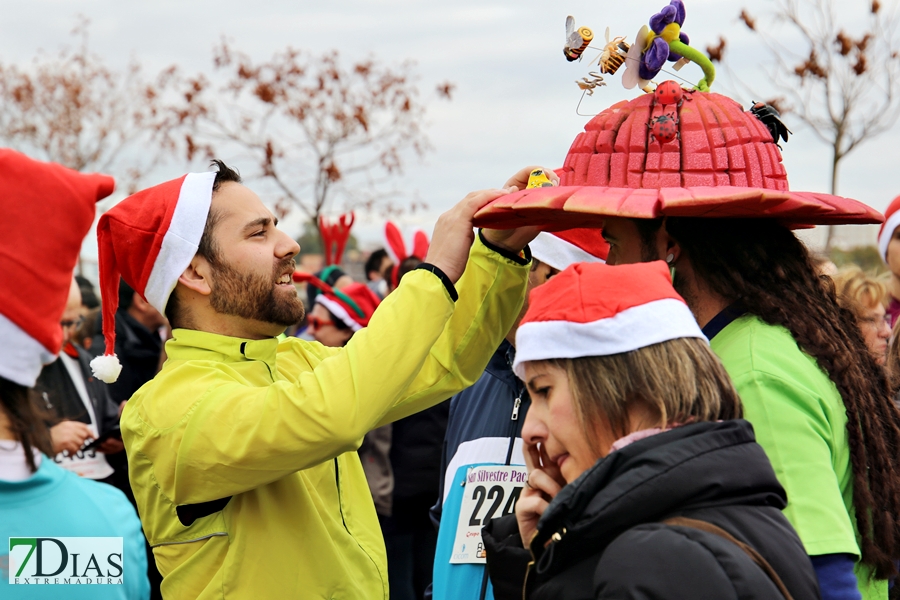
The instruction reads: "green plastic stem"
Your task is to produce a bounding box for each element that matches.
[668,39,716,92]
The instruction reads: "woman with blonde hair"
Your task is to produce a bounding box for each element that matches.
[482,261,819,599]
[832,266,891,366]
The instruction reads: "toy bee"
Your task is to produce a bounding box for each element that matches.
[526,169,555,189]
[575,72,606,96]
[598,27,630,75]
[564,16,593,62]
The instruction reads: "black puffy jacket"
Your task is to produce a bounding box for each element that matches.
[482,420,821,600]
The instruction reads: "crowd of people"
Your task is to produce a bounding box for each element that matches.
[5,62,900,600]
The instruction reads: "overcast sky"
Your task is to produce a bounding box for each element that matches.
[2,0,895,257]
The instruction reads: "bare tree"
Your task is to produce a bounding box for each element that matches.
[174,40,449,237]
[0,18,181,194]
[738,0,900,248]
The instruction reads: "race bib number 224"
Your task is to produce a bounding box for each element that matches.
[449,465,528,564]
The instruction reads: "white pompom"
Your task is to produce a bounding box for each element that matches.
[90,354,122,384]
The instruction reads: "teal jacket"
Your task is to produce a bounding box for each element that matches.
[0,455,149,599]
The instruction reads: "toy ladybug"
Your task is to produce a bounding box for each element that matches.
[655,80,683,106]
[649,114,679,144]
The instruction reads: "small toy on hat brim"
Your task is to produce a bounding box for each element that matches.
[878,195,900,263]
[513,261,705,379]
[0,149,115,388]
[474,0,882,231]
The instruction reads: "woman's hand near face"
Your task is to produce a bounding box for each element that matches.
[516,442,567,547]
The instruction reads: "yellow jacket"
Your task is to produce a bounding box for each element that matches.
[121,238,528,599]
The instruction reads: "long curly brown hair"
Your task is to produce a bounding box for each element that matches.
[665,217,900,578]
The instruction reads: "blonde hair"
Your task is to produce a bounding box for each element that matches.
[543,338,742,455]
[832,266,888,316]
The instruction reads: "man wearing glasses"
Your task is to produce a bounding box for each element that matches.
[33,277,124,481]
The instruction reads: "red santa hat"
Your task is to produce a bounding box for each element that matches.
[292,272,381,331]
[513,261,704,378]
[878,195,900,262]
[316,283,381,331]
[90,172,216,383]
[529,228,609,270]
[0,149,115,387]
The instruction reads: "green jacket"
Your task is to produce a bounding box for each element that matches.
[121,238,529,599]
[711,314,885,600]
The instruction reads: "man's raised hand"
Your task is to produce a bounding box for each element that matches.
[425,188,512,283]
[481,165,555,253]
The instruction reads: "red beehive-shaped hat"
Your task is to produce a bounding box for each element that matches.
[474,86,881,229]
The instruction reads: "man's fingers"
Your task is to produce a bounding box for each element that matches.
[461,188,510,216]
[503,165,544,191]
[502,166,559,190]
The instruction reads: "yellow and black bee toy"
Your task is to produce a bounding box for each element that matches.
[598,27,630,75]
[564,16,593,62]
[526,169,555,189]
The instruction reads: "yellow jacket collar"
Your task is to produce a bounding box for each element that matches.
[167,329,279,365]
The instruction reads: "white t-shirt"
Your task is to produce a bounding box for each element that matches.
[0,441,41,482]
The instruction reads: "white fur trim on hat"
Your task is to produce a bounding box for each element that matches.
[0,312,56,387]
[879,210,900,263]
[530,232,604,271]
[513,298,705,379]
[316,296,363,332]
[89,354,123,384]
[143,172,217,313]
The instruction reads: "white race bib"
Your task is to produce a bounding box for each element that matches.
[450,465,528,564]
[53,425,113,480]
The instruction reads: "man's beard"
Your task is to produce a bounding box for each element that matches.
[209,257,305,327]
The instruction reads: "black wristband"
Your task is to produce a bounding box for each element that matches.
[478,230,532,266]
[414,263,458,302]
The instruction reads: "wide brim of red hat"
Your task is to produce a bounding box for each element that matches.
[473,185,882,229]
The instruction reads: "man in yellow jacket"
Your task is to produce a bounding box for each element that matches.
[88,160,541,598]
